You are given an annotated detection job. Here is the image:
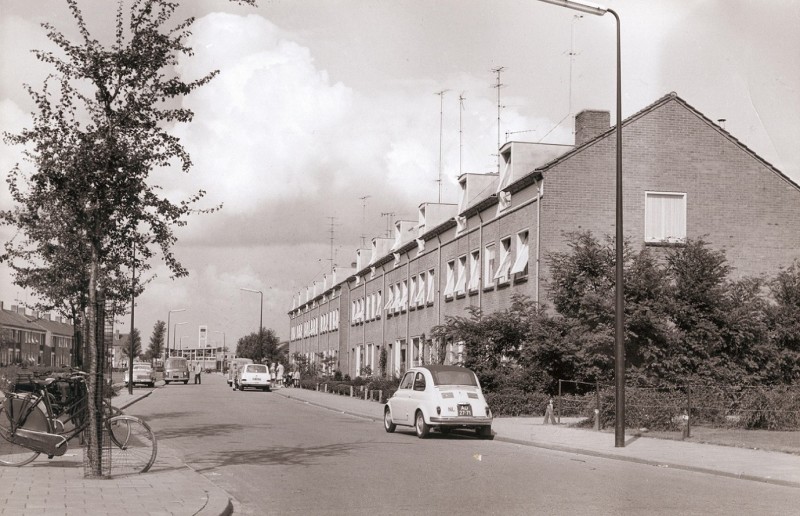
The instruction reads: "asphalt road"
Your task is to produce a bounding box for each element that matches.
[123,373,800,515]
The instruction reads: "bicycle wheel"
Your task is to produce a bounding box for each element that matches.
[106,415,157,475]
[0,397,48,467]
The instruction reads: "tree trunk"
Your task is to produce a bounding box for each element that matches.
[84,247,103,477]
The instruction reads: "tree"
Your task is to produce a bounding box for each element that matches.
[120,327,142,361]
[236,328,280,364]
[1,0,254,476]
[145,320,166,363]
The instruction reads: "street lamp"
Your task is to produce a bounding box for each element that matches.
[537,0,625,447]
[166,308,186,360]
[180,335,189,355]
[240,288,263,361]
[173,321,188,356]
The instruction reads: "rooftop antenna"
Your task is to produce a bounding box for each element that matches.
[569,15,582,120]
[491,66,506,174]
[458,92,466,176]
[326,216,338,274]
[381,212,395,239]
[435,89,449,203]
[358,195,370,247]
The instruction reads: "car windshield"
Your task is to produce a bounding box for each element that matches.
[430,369,478,387]
[133,365,149,370]
[165,358,187,369]
[247,365,268,373]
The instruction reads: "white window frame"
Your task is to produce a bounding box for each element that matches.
[416,272,426,307]
[427,269,436,304]
[455,255,467,295]
[384,285,395,312]
[468,250,480,292]
[494,237,512,283]
[484,243,496,288]
[409,276,417,310]
[444,260,456,298]
[510,229,530,276]
[400,280,409,312]
[376,291,381,319]
[645,192,687,244]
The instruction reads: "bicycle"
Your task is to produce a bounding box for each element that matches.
[0,370,157,474]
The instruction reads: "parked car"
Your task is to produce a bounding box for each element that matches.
[383,365,493,439]
[235,363,271,391]
[124,364,156,388]
[164,357,190,385]
[227,357,254,387]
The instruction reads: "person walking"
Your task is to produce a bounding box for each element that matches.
[193,361,202,385]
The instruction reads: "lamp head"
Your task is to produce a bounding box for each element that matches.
[537,0,607,16]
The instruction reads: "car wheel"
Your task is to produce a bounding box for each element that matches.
[149,382,155,388]
[415,411,429,439]
[183,380,188,385]
[383,408,396,433]
[477,426,493,439]
[165,381,170,385]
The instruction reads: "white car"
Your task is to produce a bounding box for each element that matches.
[124,364,156,388]
[235,363,271,391]
[384,365,493,438]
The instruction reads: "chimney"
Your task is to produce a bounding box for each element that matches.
[575,110,610,146]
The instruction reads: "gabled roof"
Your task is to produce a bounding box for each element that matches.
[507,91,800,192]
[0,308,46,332]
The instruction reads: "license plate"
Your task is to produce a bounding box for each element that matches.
[252,377,261,381]
[458,404,472,417]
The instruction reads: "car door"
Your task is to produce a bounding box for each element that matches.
[409,372,429,418]
[392,372,415,423]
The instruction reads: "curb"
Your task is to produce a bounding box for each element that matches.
[492,436,800,490]
[277,390,382,423]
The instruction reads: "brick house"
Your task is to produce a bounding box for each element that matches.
[288,92,800,378]
[0,302,74,367]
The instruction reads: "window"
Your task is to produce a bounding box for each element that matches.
[384,285,395,312]
[376,291,381,319]
[494,237,512,283]
[468,250,480,292]
[399,372,414,390]
[409,276,417,310]
[413,372,427,391]
[400,280,408,312]
[510,230,530,277]
[484,243,496,288]
[416,272,426,307]
[645,192,686,243]
[427,269,436,304]
[455,255,467,295]
[444,260,456,298]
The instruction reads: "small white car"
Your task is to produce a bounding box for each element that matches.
[124,364,156,388]
[384,365,493,438]
[235,363,271,391]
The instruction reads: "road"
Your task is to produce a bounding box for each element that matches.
[123,373,799,515]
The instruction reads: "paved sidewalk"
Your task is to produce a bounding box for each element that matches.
[275,385,800,489]
[0,389,233,516]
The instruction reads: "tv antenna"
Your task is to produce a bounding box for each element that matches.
[491,66,506,174]
[358,195,371,247]
[435,89,449,203]
[458,92,466,176]
[381,212,395,238]
[326,216,339,274]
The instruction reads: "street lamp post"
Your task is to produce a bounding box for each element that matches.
[180,335,189,356]
[173,321,188,358]
[537,0,625,447]
[166,308,186,360]
[240,288,263,362]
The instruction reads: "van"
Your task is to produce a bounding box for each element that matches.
[164,357,190,385]
[227,358,254,387]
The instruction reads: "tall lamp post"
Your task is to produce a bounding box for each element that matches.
[240,288,263,362]
[212,330,226,372]
[166,308,186,360]
[180,335,189,356]
[173,321,188,358]
[537,0,625,447]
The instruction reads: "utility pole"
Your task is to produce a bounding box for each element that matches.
[326,216,337,274]
[459,93,466,176]
[358,195,370,248]
[491,66,506,174]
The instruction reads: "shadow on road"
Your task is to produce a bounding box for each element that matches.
[154,422,249,441]
[191,442,358,471]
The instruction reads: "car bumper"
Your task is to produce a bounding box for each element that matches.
[429,416,493,426]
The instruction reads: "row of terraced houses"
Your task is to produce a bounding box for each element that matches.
[0,301,75,367]
[287,92,800,379]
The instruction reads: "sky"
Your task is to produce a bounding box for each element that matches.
[1,0,799,352]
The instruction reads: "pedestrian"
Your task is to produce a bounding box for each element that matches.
[293,369,300,388]
[193,361,202,385]
[543,398,556,424]
[276,362,285,387]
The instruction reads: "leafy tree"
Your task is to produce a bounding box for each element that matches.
[766,260,800,383]
[145,320,166,363]
[0,0,254,476]
[120,327,142,360]
[236,328,280,364]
